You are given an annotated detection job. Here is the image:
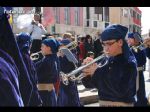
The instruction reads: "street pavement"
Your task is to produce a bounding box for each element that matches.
[78,58,150,106]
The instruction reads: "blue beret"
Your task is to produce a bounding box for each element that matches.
[101,24,128,41]
[16,32,32,51]
[42,38,61,53]
[133,32,143,42]
[60,39,71,45]
[128,32,134,38]
[128,32,142,42]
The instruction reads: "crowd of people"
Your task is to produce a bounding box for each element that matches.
[1,7,150,107]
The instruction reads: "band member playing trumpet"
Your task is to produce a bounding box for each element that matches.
[127,32,148,106]
[35,38,60,106]
[16,32,42,106]
[57,39,82,107]
[82,24,137,107]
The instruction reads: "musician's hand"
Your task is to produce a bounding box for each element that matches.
[39,24,44,29]
[143,38,150,48]
[82,57,98,77]
[57,51,64,57]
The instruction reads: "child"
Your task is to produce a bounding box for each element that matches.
[35,38,60,106]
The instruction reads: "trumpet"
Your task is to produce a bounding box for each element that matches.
[131,38,150,52]
[30,51,42,61]
[59,41,77,51]
[60,53,108,85]
[30,41,77,61]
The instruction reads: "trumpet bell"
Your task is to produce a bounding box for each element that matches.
[66,41,77,50]
[30,51,42,61]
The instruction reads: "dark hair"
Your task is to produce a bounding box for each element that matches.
[85,35,92,44]
[80,37,85,42]
[87,51,94,57]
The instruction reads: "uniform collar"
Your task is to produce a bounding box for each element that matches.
[110,53,126,63]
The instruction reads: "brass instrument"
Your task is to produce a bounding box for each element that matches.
[30,41,77,61]
[131,38,150,52]
[60,53,108,85]
[30,51,42,61]
[59,41,77,51]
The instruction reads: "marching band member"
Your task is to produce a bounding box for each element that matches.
[16,32,42,106]
[57,39,82,107]
[82,24,137,107]
[0,7,33,106]
[127,32,148,106]
[35,38,60,106]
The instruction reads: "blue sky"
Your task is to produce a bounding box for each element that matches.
[138,7,150,35]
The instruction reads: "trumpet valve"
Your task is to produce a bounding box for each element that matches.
[60,72,69,85]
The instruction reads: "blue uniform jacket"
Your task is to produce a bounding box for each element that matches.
[59,56,75,73]
[0,49,24,106]
[36,54,59,84]
[82,54,137,103]
[131,48,146,67]
[58,56,81,106]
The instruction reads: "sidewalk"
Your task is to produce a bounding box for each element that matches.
[78,59,150,105]
[78,84,98,105]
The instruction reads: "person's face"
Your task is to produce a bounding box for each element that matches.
[127,38,139,46]
[102,39,123,57]
[90,55,94,59]
[41,44,52,56]
[88,38,92,43]
[34,15,40,22]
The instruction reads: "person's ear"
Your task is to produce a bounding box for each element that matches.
[118,39,123,47]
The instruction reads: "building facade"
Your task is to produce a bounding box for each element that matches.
[10,7,142,36]
[109,7,141,33]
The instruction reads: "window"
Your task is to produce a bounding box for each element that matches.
[130,9,133,17]
[123,8,128,17]
[86,20,89,27]
[93,21,97,27]
[54,7,60,24]
[95,7,103,14]
[104,7,109,22]
[64,7,70,25]
[86,7,90,19]
[133,11,136,18]
[74,7,80,26]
